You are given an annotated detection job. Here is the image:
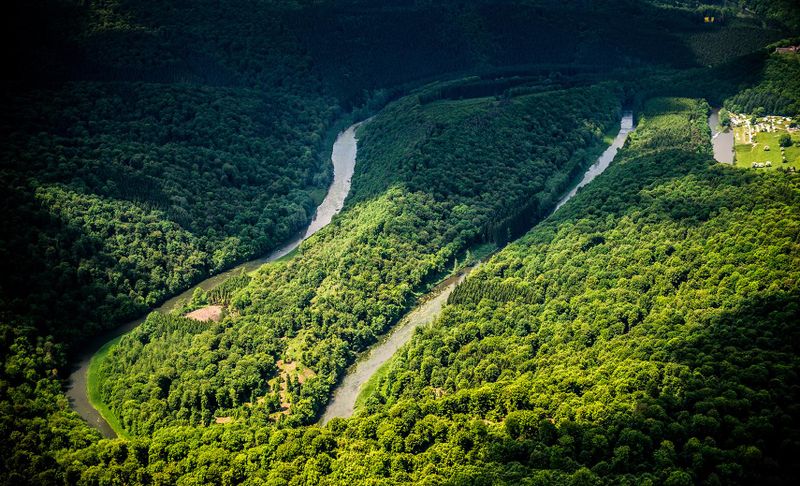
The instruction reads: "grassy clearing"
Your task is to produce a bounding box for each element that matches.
[274,245,300,264]
[734,130,800,170]
[87,336,130,439]
[466,242,497,264]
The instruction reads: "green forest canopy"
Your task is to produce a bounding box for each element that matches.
[2,0,800,483]
[96,82,623,436]
[51,97,800,484]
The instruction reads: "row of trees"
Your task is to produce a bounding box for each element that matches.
[724,52,800,116]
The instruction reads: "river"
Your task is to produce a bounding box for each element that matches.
[320,111,635,424]
[320,271,471,423]
[708,108,734,164]
[66,122,363,438]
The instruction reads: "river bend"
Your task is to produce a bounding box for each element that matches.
[320,111,634,423]
[66,123,362,438]
[708,108,734,164]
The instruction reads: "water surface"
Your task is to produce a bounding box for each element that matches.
[708,108,734,164]
[320,271,469,424]
[320,112,635,423]
[66,123,362,438]
[554,111,634,211]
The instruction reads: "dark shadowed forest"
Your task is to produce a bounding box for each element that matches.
[1,1,799,484]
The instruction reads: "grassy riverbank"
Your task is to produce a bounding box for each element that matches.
[353,359,392,412]
[86,336,130,439]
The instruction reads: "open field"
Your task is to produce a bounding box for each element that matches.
[184,305,223,322]
[729,113,800,170]
[734,129,800,170]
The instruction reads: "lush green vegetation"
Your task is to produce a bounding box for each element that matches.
[38,97,800,485]
[725,52,800,116]
[739,0,800,30]
[718,50,800,169]
[329,98,800,483]
[2,0,799,483]
[97,83,623,436]
[0,0,785,349]
[0,83,335,344]
[0,326,102,483]
[652,1,800,31]
[86,336,129,439]
[3,0,776,354]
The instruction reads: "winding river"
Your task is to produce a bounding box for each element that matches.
[709,108,735,164]
[320,271,472,423]
[320,111,635,424]
[66,122,362,438]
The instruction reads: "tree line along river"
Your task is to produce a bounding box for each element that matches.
[320,110,635,423]
[70,111,638,436]
[66,123,361,438]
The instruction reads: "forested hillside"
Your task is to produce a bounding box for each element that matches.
[1,0,784,348]
[2,0,799,484]
[0,84,335,342]
[651,1,800,30]
[724,51,800,116]
[96,83,622,436]
[44,97,800,485]
[344,98,800,483]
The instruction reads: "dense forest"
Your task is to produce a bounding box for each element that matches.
[97,83,622,436]
[0,84,335,343]
[23,95,800,485]
[2,0,800,484]
[1,0,785,348]
[355,97,800,483]
[724,50,800,115]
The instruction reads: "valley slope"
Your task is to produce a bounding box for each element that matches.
[2,1,800,484]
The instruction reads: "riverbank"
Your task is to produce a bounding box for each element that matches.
[86,336,128,438]
[320,265,474,424]
[320,111,635,423]
[709,108,735,164]
[69,122,364,438]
